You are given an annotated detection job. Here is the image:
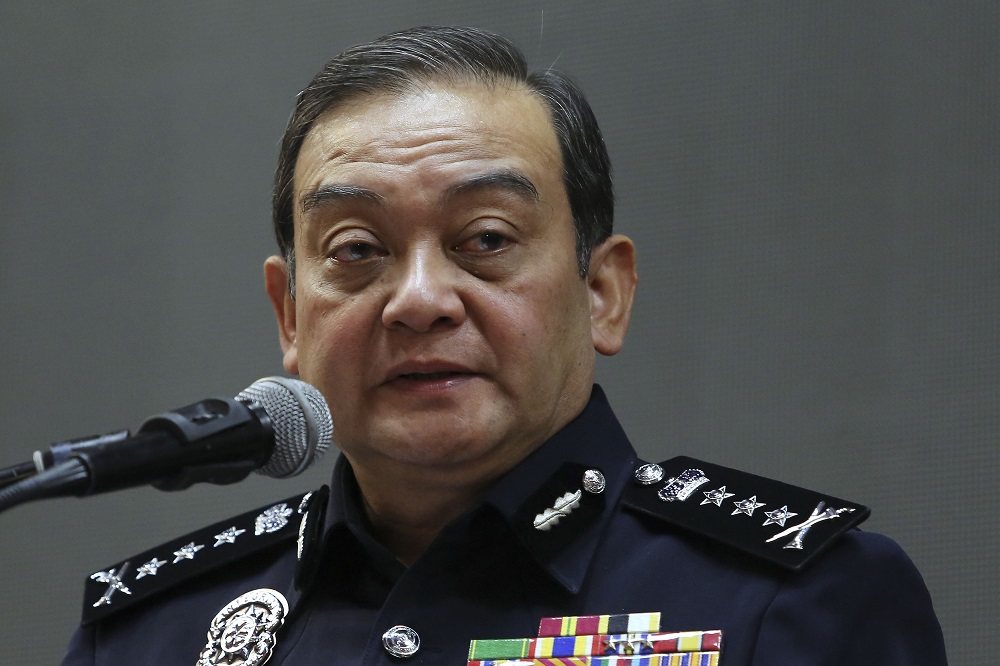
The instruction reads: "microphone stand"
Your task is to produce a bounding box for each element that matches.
[0,459,90,514]
[0,460,40,491]
[0,430,131,491]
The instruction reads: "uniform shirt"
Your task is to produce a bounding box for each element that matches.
[63,385,947,664]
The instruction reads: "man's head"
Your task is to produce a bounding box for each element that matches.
[264,26,636,492]
[272,26,614,288]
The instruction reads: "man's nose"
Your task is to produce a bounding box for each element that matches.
[381,248,466,333]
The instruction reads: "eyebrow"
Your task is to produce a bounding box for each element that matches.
[299,184,385,215]
[298,169,540,216]
[444,169,540,203]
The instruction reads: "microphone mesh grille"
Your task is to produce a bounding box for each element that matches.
[237,377,332,478]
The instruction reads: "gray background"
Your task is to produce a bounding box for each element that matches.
[1,2,996,663]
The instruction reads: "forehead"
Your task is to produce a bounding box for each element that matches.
[292,80,564,202]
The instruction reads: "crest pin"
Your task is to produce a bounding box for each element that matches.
[255,503,294,535]
[658,468,710,502]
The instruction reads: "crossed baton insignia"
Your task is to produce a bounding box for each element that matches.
[90,561,132,607]
[766,502,856,550]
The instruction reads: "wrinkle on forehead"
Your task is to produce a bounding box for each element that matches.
[292,83,565,213]
[300,83,558,168]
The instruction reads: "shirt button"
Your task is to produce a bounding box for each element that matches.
[382,625,420,658]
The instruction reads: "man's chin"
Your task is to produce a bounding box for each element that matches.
[353,420,514,470]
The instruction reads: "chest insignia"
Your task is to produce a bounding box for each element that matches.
[197,588,289,666]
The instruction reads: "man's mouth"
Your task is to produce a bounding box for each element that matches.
[397,371,467,381]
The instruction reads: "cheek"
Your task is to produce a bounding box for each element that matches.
[295,293,373,378]
[486,280,590,366]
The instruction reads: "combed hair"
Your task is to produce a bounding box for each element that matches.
[272,26,613,291]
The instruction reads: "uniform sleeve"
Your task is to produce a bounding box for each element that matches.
[751,530,947,664]
[61,624,95,666]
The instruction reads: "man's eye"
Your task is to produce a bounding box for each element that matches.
[459,232,511,253]
[332,242,383,262]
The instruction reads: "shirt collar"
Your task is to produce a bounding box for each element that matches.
[481,385,637,593]
[316,385,637,594]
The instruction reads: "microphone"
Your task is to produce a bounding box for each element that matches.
[0,377,332,512]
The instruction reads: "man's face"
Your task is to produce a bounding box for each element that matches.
[269,80,600,483]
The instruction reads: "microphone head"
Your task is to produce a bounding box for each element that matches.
[237,377,332,478]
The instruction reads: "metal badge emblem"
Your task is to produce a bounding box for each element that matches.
[657,468,710,502]
[533,490,582,531]
[700,485,735,507]
[634,463,664,486]
[582,469,606,495]
[766,501,856,550]
[90,561,132,607]
[254,503,294,535]
[198,588,289,666]
[762,505,798,527]
[173,542,205,563]
[214,527,247,547]
[732,496,765,516]
[135,557,167,579]
[382,625,420,658]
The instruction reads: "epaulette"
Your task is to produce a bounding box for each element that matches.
[81,490,316,626]
[622,456,870,571]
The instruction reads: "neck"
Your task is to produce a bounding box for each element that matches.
[352,461,492,566]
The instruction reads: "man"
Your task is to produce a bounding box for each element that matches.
[63,26,946,665]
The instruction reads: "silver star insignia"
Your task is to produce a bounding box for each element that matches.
[213,526,246,547]
[701,485,736,506]
[763,505,798,527]
[172,542,204,563]
[255,503,294,535]
[732,495,765,516]
[135,557,167,579]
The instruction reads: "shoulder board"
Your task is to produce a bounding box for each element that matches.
[81,491,315,626]
[622,456,870,571]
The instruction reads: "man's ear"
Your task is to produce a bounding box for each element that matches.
[587,234,638,356]
[264,255,299,374]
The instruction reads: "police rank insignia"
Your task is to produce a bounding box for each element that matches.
[80,492,313,626]
[622,456,871,571]
[198,588,288,666]
[468,611,722,665]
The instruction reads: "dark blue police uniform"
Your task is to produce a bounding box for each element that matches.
[63,386,947,664]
